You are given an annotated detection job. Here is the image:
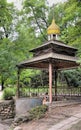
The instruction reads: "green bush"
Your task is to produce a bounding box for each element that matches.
[29,105,48,120]
[3,87,15,100]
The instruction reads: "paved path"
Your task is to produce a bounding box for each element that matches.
[48,113,81,130]
[0,91,3,99]
[0,124,9,130]
[1,113,81,130]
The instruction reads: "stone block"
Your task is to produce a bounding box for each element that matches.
[14,126,22,130]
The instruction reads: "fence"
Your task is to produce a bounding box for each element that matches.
[20,86,81,97]
[56,87,81,96]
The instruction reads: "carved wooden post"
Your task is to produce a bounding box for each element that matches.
[55,69,58,101]
[17,68,20,98]
[49,63,52,103]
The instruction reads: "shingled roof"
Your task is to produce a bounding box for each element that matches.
[17,52,79,70]
[30,40,77,52]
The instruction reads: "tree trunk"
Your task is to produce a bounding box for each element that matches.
[64,74,70,88]
[1,77,4,90]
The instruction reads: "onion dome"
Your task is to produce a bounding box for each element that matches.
[47,19,60,35]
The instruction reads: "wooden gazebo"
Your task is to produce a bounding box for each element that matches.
[17,19,79,103]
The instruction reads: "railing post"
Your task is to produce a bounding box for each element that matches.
[49,63,53,103]
[55,69,58,101]
[17,68,20,98]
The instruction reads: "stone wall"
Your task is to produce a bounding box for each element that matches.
[0,99,15,120]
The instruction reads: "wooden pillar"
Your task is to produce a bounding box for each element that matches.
[17,68,20,98]
[55,69,58,101]
[49,63,53,103]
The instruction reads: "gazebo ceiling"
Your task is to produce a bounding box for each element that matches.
[17,52,79,70]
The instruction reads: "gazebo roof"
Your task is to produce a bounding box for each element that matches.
[17,51,79,70]
[47,19,60,35]
[30,40,77,53]
[17,19,79,70]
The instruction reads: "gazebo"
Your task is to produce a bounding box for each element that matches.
[17,19,79,103]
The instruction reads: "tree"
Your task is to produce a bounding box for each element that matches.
[0,0,14,39]
[23,0,48,41]
[0,0,17,89]
[48,0,81,87]
[54,0,81,56]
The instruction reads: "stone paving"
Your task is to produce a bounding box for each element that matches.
[48,113,81,130]
[0,124,9,130]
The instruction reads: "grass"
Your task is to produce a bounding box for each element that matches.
[29,105,48,120]
[67,120,81,130]
[2,87,16,100]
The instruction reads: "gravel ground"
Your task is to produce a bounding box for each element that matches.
[20,103,81,130]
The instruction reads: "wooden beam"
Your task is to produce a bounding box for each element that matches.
[17,68,20,98]
[55,69,58,101]
[49,63,52,103]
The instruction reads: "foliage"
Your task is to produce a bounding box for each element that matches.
[3,87,16,100]
[19,70,49,88]
[0,0,17,89]
[53,0,81,56]
[0,0,15,39]
[29,105,48,120]
[48,0,81,56]
[62,68,81,87]
[0,38,18,89]
[23,0,48,41]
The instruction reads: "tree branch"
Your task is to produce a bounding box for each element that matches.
[31,7,47,41]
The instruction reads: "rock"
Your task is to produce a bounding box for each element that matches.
[14,126,22,130]
[13,114,30,126]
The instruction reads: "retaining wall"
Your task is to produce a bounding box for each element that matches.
[16,98,42,116]
[0,99,15,120]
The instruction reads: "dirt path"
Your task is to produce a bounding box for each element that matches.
[20,103,81,130]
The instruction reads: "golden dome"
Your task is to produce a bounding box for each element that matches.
[47,19,60,35]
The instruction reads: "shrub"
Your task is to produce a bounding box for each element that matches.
[3,87,15,100]
[29,105,48,120]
